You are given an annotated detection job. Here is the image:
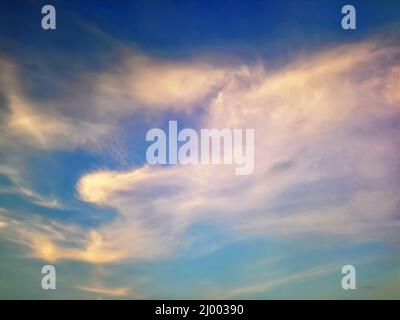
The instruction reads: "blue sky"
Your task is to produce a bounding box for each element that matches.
[0,0,400,299]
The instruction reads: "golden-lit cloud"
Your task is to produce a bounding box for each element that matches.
[77,286,129,297]
[95,56,228,111]
[0,219,7,229]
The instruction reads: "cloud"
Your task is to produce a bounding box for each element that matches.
[385,66,400,106]
[0,58,117,152]
[0,165,61,209]
[218,263,337,299]
[0,209,7,229]
[2,38,400,265]
[0,211,121,263]
[77,283,148,299]
[94,55,229,112]
[212,255,380,299]
[0,51,229,155]
[77,286,129,297]
[70,39,400,263]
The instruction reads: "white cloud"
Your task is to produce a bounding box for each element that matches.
[70,39,400,263]
[218,264,337,298]
[0,165,61,209]
[94,55,228,112]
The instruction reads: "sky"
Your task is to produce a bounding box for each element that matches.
[0,0,400,299]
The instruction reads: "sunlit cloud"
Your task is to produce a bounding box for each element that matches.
[94,55,228,112]
[77,286,130,297]
[1,35,399,269]
[70,39,400,263]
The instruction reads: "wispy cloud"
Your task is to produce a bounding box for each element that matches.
[70,39,400,263]
[77,286,130,297]
[1,37,399,268]
[218,264,337,299]
[0,165,61,209]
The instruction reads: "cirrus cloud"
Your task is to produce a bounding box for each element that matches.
[1,38,400,265]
